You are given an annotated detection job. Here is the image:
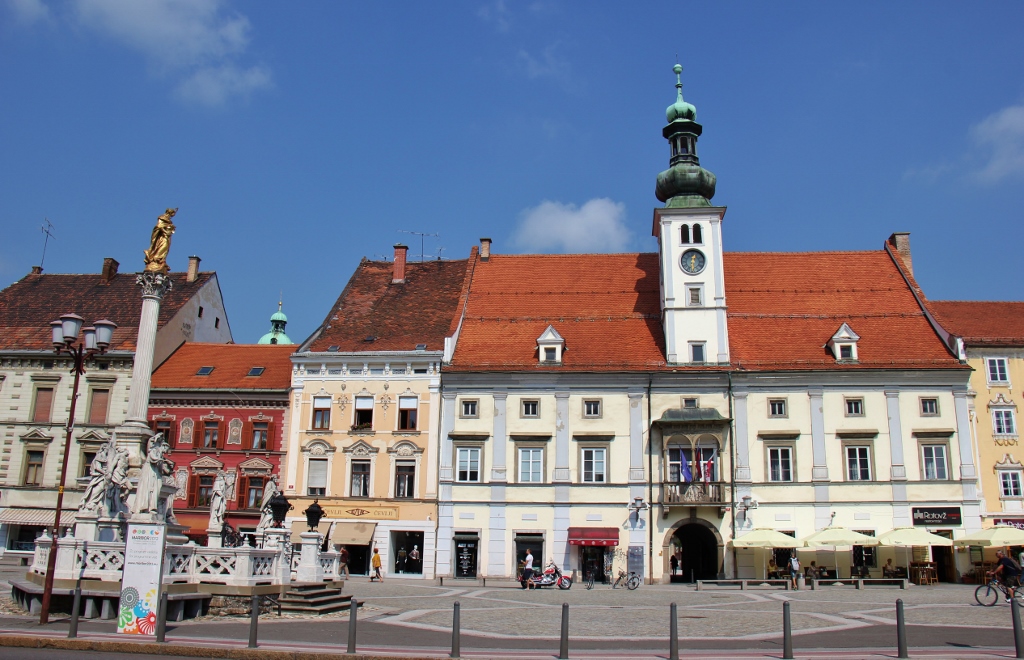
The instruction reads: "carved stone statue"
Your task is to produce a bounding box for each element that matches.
[136,433,170,514]
[207,470,227,530]
[256,474,280,531]
[107,445,130,517]
[143,207,177,273]
[78,443,110,514]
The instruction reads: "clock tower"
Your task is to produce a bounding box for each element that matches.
[652,65,730,365]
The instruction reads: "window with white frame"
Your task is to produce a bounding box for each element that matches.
[581,447,606,483]
[518,447,543,483]
[583,400,601,418]
[845,398,865,416]
[769,399,787,418]
[354,395,373,428]
[398,395,418,430]
[682,397,699,409]
[312,396,331,429]
[522,400,539,417]
[1000,471,1023,498]
[920,398,939,416]
[350,460,370,497]
[460,399,478,418]
[846,446,872,481]
[395,461,415,498]
[687,286,703,306]
[921,444,948,480]
[768,446,793,482]
[994,409,1017,436]
[689,342,706,363]
[988,358,1010,385]
[307,457,328,496]
[667,446,717,482]
[456,446,480,482]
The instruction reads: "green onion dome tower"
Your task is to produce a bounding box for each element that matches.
[258,300,293,345]
[655,64,717,208]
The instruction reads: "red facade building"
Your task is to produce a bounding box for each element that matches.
[148,343,294,541]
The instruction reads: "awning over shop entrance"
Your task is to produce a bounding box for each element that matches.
[567,527,619,546]
[0,508,75,526]
[331,521,376,546]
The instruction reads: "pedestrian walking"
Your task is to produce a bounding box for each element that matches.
[788,552,801,590]
[670,553,679,576]
[371,547,384,582]
[520,548,534,589]
[339,545,350,579]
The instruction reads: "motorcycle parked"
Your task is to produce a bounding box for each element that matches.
[524,561,572,589]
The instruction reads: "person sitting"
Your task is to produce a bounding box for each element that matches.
[882,558,896,578]
[767,557,779,579]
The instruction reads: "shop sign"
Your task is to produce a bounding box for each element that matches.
[316,505,399,520]
[993,519,1024,530]
[912,507,962,526]
[117,524,166,635]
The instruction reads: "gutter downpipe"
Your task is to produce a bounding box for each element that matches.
[648,372,654,586]
[728,370,737,579]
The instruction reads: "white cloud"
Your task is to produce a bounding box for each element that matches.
[970,103,1024,183]
[509,198,633,254]
[175,63,271,106]
[7,0,51,24]
[517,43,570,81]
[476,0,511,32]
[9,0,271,107]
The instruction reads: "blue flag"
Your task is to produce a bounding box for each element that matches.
[680,455,693,482]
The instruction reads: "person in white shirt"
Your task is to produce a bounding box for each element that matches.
[521,549,535,589]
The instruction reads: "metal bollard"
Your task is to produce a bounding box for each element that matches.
[347,597,358,654]
[67,583,82,639]
[896,599,908,659]
[155,591,169,644]
[669,602,679,660]
[451,600,461,658]
[248,594,259,649]
[559,602,569,660]
[782,600,793,660]
[1013,599,1024,660]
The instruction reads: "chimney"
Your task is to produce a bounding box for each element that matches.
[100,257,119,284]
[30,266,43,275]
[392,244,408,283]
[187,255,201,283]
[888,232,912,275]
[480,237,492,262]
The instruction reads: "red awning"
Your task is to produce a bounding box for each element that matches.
[567,527,619,547]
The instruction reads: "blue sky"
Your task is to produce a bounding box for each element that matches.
[2,1,1022,344]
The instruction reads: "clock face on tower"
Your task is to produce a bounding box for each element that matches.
[680,249,706,275]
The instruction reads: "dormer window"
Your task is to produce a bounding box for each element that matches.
[536,325,565,364]
[825,323,860,362]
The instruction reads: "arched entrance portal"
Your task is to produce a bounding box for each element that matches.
[672,523,718,583]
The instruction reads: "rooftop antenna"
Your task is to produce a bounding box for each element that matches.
[39,219,56,270]
[434,246,447,261]
[398,230,439,262]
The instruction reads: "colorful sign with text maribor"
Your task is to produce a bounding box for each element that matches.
[117,524,166,635]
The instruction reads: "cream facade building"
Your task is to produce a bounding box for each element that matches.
[284,247,471,578]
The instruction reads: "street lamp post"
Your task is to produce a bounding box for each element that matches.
[38,314,116,625]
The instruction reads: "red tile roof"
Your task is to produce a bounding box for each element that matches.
[301,257,471,353]
[448,247,962,372]
[152,343,294,389]
[928,301,1024,347]
[0,270,214,352]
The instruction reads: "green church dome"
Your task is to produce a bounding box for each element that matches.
[665,64,696,122]
[258,301,294,345]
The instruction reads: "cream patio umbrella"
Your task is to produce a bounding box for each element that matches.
[953,526,1024,547]
[800,527,879,579]
[732,529,803,579]
[878,527,953,579]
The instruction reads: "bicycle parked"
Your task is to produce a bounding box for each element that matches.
[974,577,1024,606]
[611,569,642,590]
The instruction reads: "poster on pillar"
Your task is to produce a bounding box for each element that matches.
[117,524,167,635]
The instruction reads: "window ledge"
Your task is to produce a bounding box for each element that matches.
[394,431,422,436]
[306,429,333,435]
[994,434,1020,440]
[348,429,376,436]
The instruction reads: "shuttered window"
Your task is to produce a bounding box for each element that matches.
[88,389,110,425]
[33,388,54,423]
[307,458,328,496]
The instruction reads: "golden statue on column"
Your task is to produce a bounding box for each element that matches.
[143,207,177,273]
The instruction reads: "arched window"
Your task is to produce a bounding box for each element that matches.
[692,224,703,243]
[680,224,690,244]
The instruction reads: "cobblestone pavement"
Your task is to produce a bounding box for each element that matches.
[340,578,1009,640]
